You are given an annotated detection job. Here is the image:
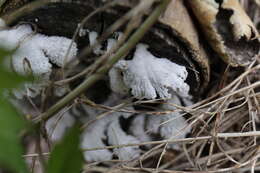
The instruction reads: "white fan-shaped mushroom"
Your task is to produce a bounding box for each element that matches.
[36,35,77,67]
[109,44,190,99]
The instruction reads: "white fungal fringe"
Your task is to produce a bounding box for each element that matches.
[0,24,78,98]
[129,114,152,143]
[109,44,190,99]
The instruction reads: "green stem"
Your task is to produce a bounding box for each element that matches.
[33,0,171,123]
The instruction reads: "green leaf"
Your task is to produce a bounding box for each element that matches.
[0,48,31,90]
[0,47,11,58]
[0,48,30,173]
[46,126,83,173]
[0,100,30,173]
[0,68,31,90]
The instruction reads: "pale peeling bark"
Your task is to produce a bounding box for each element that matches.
[159,0,210,88]
[222,0,258,41]
[188,0,259,67]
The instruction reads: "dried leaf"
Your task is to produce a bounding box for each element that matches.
[188,0,259,66]
[159,0,210,91]
[221,0,258,41]
[0,100,29,173]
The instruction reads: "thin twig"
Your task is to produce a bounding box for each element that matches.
[81,131,260,152]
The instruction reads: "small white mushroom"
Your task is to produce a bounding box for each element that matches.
[36,35,77,67]
[88,31,122,55]
[146,97,191,149]
[109,67,129,95]
[109,44,190,99]
[0,24,78,98]
[81,93,140,162]
[88,31,103,55]
[81,110,138,162]
[45,110,75,142]
[107,118,141,161]
[129,114,152,142]
[81,115,113,162]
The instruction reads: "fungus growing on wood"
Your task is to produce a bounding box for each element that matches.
[109,44,190,99]
[0,24,78,98]
[2,0,210,163]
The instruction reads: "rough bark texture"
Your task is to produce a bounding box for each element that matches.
[188,0,259,67]
[159,0,210,90]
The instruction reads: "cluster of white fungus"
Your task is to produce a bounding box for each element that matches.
[46,95,191,161]
[107,118,141,161]
[128,98,191,150]
[88,30,122,55]
[2,24,192,162]
[44,30,192,162]
[146,97,191,149]
[81,117,114,161]
[109,44,190,99]
[0,24,78,98]
[129,115,152,144]
[45,93,142,162]
[81,112,141,162]
[80,94,141,161]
